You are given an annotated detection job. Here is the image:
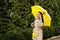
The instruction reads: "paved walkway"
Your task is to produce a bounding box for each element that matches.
[47,35,60,40]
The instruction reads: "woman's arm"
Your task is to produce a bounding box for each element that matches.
[35,19,43,28]
[40,22,43,28]
[39,20,43,29]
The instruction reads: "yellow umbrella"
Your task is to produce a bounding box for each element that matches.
[31,5,51,26]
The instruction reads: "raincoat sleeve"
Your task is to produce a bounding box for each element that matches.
[39,20,43,28]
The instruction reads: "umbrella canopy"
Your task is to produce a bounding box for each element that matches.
[31,5,51,26]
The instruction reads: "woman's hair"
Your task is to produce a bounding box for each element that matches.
[38,12,44,23]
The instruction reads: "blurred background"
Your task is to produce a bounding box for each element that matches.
[0,0,60,40]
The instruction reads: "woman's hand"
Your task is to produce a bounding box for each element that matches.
[31,22,35,27]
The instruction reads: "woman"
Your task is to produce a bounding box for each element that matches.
[31,12,43,40]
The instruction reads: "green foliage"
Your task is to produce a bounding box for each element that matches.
[0,28,32,40]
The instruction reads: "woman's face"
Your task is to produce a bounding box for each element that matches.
[37,13,42,20]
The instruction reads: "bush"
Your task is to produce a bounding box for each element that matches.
[0,28,33,40]
[43,26,60,39]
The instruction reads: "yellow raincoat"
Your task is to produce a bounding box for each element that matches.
[31,5,51,27]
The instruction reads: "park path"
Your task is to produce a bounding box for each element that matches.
[47,35,60,40]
